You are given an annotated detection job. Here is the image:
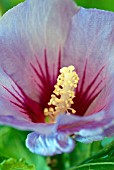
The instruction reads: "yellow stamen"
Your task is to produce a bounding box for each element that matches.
[44,65,79,122]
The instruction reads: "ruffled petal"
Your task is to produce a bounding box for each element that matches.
[26,132,75,156]
[64,8,114,115]
[0,0,79,100]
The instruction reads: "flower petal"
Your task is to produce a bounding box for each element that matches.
[0,70,53,133]
[102,95,114,137]
[64,8,114,115]
[0,70,30,120]
[55,94,114,143]
[26,132,75,156]
[0,0,79,100]
[56,111,106,134]
[104,124,114,137]
[0,115,54,135]
[0,69,45,123]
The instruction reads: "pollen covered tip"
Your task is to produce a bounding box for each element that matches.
[44,65,79,122]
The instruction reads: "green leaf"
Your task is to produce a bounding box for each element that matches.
[68,162,114,170]
[70,140,114,168]
[0,126,50,170]
[0,158,35,170]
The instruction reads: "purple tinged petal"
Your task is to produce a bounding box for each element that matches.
[64,8,114,114]
[0,70,30,120]
[26,132,75,156]
[0,0,79,100]
[0,115,54,135]
[55,95,114,143]
[56,111,106,134]
[104,125,114,137]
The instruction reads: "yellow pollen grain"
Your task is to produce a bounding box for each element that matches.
[44,65,79,122]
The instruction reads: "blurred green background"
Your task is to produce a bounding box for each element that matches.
[0,0,114,15]
[0,0,25,15]
[76,0,114,11]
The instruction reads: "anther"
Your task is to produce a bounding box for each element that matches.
[44,65,79,122]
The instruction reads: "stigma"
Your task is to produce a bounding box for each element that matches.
[44,65,79,122]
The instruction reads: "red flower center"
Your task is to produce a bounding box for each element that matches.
[2,49,105,123]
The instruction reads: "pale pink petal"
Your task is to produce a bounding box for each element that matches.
[0,69,29,119]
[55,95,114,142]
[0,69,45,123]
[0,0,79,101]
[56,111,106,135]
[64,8,114,115]
[0,71,54,133]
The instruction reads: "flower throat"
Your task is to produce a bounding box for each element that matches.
[44,65,79,122]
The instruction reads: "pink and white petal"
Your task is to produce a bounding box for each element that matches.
[0,0,79,101]
[63,8,114,115]
[0,69,29,119]
[0,71,54,133]
[0,96,28,120]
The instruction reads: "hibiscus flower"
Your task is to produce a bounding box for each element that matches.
[0,0,114,156]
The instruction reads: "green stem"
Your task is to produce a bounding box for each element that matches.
[46,154,65,170]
